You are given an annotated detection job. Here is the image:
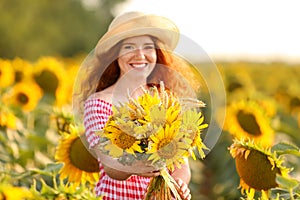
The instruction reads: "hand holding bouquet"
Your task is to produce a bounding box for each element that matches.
[96,81,208,199]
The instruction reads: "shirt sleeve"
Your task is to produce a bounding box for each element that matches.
[83,99,112,149]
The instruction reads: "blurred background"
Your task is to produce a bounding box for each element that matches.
[1,0,300,199]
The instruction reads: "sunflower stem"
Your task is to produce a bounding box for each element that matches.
[27,112,35,130]
[53,174,58,189]
[290,188,295,200]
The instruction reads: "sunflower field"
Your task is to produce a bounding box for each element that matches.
[1,56,300,200]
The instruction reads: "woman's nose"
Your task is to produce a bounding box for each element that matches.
[134,48,146,59]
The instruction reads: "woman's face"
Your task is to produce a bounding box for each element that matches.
[118,35,157,77]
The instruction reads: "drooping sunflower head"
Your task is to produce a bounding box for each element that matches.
[224,100,275,147]
[2,81,43,112]
[55,125,100,186]
[229,139,290,198]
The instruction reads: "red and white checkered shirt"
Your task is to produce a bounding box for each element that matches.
[84,98,151,199]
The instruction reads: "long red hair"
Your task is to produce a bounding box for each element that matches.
[76,36,199,112]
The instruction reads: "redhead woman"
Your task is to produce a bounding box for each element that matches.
[73,11,198,200]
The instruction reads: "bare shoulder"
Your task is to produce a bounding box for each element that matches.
[87,87,114,104]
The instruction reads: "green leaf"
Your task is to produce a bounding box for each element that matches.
[276,174,299,190]
[271,142,300,157]
[30,180,47,200]
[30,163,63,176]
[44,162,63,173]
[40,178,59,195]
[9,170,31,180]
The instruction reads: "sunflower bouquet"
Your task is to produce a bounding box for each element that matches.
[96,81,208,199]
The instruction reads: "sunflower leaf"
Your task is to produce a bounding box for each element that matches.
[29,163,63,176]
[40,178,59,195]
[271,142,300,157]
[276,174,299,190]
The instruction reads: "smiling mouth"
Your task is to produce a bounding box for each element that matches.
[130,63,148,68]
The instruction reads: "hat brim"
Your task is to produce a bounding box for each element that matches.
[95,14,180,55]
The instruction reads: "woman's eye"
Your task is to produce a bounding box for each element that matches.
[123,45,135,50]
[144,45,155,50]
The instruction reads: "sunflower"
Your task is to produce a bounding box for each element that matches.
[219,62,256,103]
[128,86,181,127]
[224,100,275,147]
[145,104,167,126]
[55,65,79,107]
[229,139,290,199]
[127,90,161,122]
[33,56,66,96]
[102,118,144,158]
[273,80,300,115]
[0,183,32,200]
[52,107,74,134]
[55,125,100,186]
[96,82,207,199]
[0,107,18,129]
[181,109,209,159]
[0,59,15,89]
[11,57,33,83]
[147,124,188,171]
[137,101,182,138]
[2,81,43,112]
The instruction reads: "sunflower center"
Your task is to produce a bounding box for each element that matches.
[15,71,23,82]
[157,140,177,159]
[228,81,243,92]
[114,132,137,149]
[34,70,59,95]
[235,149,280,191]
[290,97,300,109]
[187,125,198,138]
[237,110,262,136]
[17,92,29,104]
[69,138,99,172]
[149,105,166,125]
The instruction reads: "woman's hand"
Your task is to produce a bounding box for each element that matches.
[133,170,160,178]
[175,178,191,200]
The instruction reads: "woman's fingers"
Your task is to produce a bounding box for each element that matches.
[175,178,191,200]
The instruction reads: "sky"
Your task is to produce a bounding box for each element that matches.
[114,0,300,63]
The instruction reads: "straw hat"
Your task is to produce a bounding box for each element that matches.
[72,11,180,130]
[95,11,180,55]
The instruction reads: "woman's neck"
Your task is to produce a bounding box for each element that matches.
[111,78,148,105]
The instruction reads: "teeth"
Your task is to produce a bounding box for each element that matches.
[131,63,147,68]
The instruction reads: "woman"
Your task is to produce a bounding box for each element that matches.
[75,11,198,200]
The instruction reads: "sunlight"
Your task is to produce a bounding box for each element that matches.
[115,0,300,63]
